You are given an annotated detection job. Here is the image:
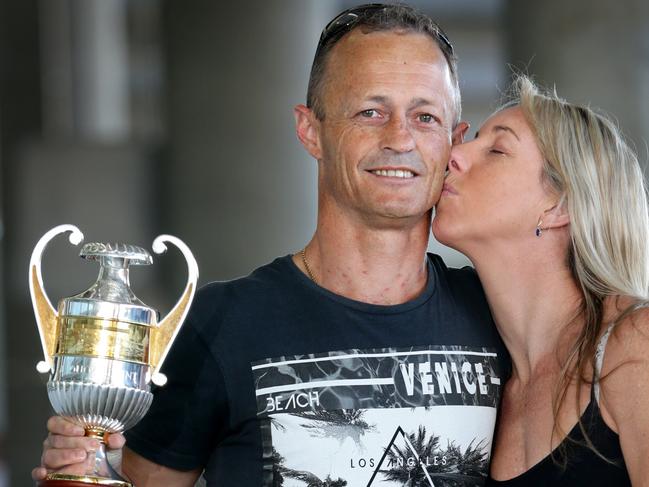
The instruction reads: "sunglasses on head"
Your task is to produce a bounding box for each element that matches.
[317,3,454,56]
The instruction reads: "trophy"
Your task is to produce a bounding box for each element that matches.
[29,224,198,486]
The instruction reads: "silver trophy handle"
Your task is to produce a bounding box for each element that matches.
[28,224,84,373]
[149,234,199,386]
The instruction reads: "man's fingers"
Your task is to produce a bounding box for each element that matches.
[32,462,91,481]
[106,433,126,450]
[37,416,126,478]
[45,433,100,451]
[47,416,85,436]
[39,417,126,477]
[45,416,124,450]
[41,446,88,470]
[31,466,47,481]
[48,434,101,451]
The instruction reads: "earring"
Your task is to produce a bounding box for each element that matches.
[535,218,543,237]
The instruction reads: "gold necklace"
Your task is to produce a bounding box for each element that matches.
[300,248,318,284]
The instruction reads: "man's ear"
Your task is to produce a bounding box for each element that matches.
[294,104,323,160]
[451,121,470,145]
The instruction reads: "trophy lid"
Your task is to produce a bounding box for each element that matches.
[58,242,158,326]
[80,242,153,265]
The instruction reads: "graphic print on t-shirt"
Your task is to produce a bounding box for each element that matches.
[253,346,502,486]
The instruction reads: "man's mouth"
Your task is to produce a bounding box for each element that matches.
[368,169,416,179]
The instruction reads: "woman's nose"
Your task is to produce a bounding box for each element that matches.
[448,144,468,173]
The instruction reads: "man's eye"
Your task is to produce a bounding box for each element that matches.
[490,148,505,155]
[418,113,435,123]
[360,109,379,118]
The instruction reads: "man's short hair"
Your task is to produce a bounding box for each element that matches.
[306,3,461,124]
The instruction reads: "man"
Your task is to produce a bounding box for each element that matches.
[34,4,508,486]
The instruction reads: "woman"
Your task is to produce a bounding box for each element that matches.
[433,75,649,485]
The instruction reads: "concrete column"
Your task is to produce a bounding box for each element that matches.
[72,0,130,141]
[160,0,339,279]
[39,0,75,136]
[505,0,649,168]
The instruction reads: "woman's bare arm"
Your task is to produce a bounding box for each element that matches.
[599,307,649,486]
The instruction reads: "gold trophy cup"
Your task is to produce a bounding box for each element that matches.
[29,224,198,486]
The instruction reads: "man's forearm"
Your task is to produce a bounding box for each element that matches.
[122,447,202,487]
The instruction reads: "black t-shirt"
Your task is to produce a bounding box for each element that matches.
[126,253,509,486]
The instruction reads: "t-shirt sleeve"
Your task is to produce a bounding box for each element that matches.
[125,290,229,471]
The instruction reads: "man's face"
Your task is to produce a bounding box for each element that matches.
[315,29,458,227]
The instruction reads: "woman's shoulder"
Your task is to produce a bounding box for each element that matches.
[602,295,649,355]
[598,296,649,429]
[597,296,649,487]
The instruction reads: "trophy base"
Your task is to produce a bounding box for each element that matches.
[38,473,133,487]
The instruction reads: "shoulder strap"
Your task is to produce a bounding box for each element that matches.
[593,322,616,405]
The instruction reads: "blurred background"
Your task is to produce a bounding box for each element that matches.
[1,0,647,484]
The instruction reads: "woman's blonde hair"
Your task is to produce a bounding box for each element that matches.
[505,75,649,464]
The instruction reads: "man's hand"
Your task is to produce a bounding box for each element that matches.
[31,416,125,481]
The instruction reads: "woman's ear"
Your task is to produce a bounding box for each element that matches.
[541,200,570,230]
[294,104,323,160]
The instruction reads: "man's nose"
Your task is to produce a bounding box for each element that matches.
[381,116,416,153]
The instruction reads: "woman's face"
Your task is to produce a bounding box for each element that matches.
[433,106,554,255]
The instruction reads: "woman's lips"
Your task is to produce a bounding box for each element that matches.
[442,182,457,195]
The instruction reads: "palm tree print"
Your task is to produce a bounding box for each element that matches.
[282,470,348,487]
[442,438,489,480]
[379,426,489,486]
[272,446,348,487]
[290,409,375,445]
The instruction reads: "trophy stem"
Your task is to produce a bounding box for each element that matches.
[36,429,133,487]
[85,427,110,444]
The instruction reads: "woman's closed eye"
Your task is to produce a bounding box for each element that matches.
[489,147,507,156]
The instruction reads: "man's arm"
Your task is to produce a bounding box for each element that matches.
[123,446,202,487]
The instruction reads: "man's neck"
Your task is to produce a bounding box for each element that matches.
[294,211,431,305]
